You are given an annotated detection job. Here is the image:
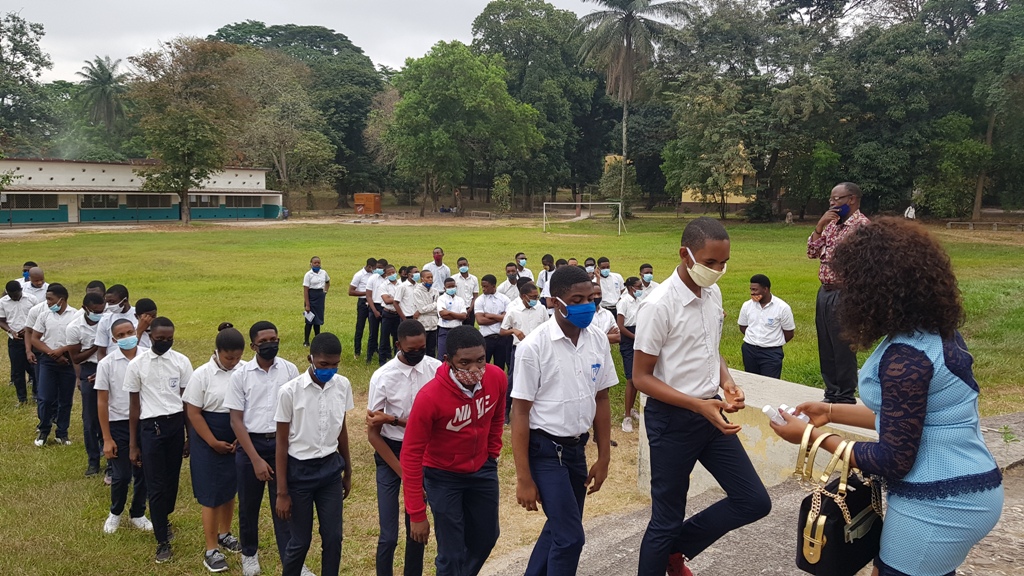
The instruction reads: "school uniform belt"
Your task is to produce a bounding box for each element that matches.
[484,334,502,339]
[382,309,399,317]
[308,288,325,293]
[143,412,183,422]
[249,432,276,440]
[531,428,584,446]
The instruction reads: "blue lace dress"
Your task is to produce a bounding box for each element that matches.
[853,331,1003,576]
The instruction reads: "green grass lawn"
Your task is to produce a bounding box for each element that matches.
[0,215,1021,575]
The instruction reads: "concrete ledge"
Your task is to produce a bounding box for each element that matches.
[638,370,878,496]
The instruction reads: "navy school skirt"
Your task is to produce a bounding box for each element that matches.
[191,411,238,507]
[307,288,326,326]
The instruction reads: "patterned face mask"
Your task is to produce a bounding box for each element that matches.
[450,366,484,388]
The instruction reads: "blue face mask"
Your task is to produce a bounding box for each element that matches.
[459,265,469,274]
[446,287,457,296]
[527,299,539,308]
[311,266,321,273]
[423,282,433,289]
[388,274,398,282]
[313,367,337,383]
[518,259,527,267]
[643,273,653,283]
[22,271,30,280]
[412,273,421,282]
[556,297,595,329]
[117,335,139,350]
[49,303,61,313]
[87,311,103,322]
[634,289,644,299]
[836,204,851,218]
[374,268,384,276]
[600,269,611,278]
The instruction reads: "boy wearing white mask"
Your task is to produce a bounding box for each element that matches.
[435,277,467,367]
[66,292,107,475]
[596,257,624,317]
[453,257,479,326]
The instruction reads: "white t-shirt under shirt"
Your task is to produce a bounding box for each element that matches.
[737,297,795,348]
[367,355,442,442]
[123,348,194,420]
[512,320,618,437]
[182,356,241,414]
[224,356,301,434]
[303,269,330,290]
[275,370,354,460]
[634,269,724,399]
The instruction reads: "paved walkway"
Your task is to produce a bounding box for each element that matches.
[482,413,1024,576]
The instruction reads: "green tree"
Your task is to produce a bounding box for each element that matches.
[0,12,54,154]
[576,0,688,198]
[385,41,543,216]
[916,112,992,217]
[75,56,128,132]
[129,38,244,224]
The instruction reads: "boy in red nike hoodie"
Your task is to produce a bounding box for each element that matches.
[401,325,506,576]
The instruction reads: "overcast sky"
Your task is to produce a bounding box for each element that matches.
[13,0,594,82]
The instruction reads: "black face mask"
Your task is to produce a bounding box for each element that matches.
[507,274,518,283]
[402,348,426,366]
[594,297,603,309]
[256,341,279,361]
[151,339,173,355]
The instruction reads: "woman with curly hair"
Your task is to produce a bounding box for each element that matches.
[771,217,1003,576]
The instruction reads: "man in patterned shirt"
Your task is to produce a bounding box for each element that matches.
[807,182,870,404]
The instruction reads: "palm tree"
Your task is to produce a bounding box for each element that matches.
[76,56,128,132]
[576,0,689,197]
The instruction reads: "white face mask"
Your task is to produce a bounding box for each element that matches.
[686,247,726,288]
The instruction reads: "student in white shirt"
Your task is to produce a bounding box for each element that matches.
[366,320,441,576]
[737,274,795,380]
[96,319,152,535]
[616,277,644,433]
[95,284,137,359]
[66,292,107,474]
[500,281,547,424]
[475,275,511,371]
[497,263,522,303]
[422,247,450,293]
[184,323,245,572]
[365,258,389,364]
[226,321,302,576]
[535,254,554,300]
[32,283,79,447]
[23,266,48,303]
[596,257,624,316]
[275,333,354,576]
[510,265,616,575]
[436,277,468,365]
[303,256,331,347]
[410,270,440,358]
[541,259,568,314]
[378,264,405,367]
[0,280,38,405]
[15,260,34,290]
[639,263,659,297]
[453,257,479,326]
[126,316,194,563]
[633,218,770,575]
[590,283,620,345]
[22,297,49,413]
[583,257,597,284]
[397,266,419,320]
[514,252,534,280]
[350,258,378,360]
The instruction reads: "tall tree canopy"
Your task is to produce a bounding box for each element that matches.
[0,12,54,154]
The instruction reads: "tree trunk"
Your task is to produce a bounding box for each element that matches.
[621,100,628,200]
[419,177,428,217]
[469,160,476,200]
[972,112,996,222]
[179,192,191,225]
[573,182,581,217]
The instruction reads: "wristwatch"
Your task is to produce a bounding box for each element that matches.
[392,415,399,426]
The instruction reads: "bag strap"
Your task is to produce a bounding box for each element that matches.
[794,423,815,478]
[817,439,849,484]
[803,432,838,481]
[837,441,856,496]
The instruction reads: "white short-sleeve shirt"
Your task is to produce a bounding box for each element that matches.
[437,293,468,329]
[518,267,535,280]
[182,356,241,414]
[422,262,451,292]
[367,355,442,442]
[0,293,38,337]
[475,292,510,337]
[396,282,417,316]
[599,272,625,307]
[500,301,549,345]
[379,280,401,312]
[634,269,724,399]
[224,356,301,434]
[275,370,354,460]
[536,269,553,293]
[617,293,641,327]
[123,348,193,419]
[738,297,795,348]
[350,268,373,294]
[65,314,100,364]
[22,282,48,303]
[94,347,145,422]
[497,279,520,303]
[453,274,479,308]
[33,306,80,349]
[94,307,136,352]
[512,320,618,437]
[592,307,617,335]
[303,269,330,290]
[25,301,47,337]
[366,274,386,304]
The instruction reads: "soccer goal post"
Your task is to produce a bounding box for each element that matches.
[542,201,626,236]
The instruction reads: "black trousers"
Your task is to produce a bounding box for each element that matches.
[237,434,292,558]
[367,306,382,363]
[740,342,784,380]
[484,335,508,371]
[78,362,102,467]
[375,437,424,576]
[423,460,500,576]
[379,310,401,366]
[7,337,30,403]
[108,420,147,517]
[815,286,858,403]
[140,412,185,544]
[425,330,438,359]
[283,453,345,576]
[354,298,369,356]
[37,355,75,438]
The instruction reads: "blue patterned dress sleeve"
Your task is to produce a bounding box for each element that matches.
[853,344,934,480]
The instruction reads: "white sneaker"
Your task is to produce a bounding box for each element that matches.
[301,566,317,576]
[130,515,154,531]
[621,417,634,433]
[103,513,121,534]
[241,554,261,576]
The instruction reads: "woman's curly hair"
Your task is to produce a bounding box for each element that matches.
[832,217,963,350]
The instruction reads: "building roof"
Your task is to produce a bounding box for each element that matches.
[2,157,269,171]
[2,186,281,196]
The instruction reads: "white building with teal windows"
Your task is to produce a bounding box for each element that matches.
[0,158,284,225]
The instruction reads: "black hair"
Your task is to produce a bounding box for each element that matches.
[519,282,537,296]
[135,299,157,314]
[309,332,342,356]
[47,283,69,299]
[681,217,730,250]
[398,266,407,275]
[549,266,592,298]
[366,257,377,267]
[505,262,517,270]
[398,319,426,340]
[5,280,21,293]
[515,252,526,259]
[377,258,388,267]
[555,258,568,267]
[106,284,129,301]
[443,277,456,285]
[150,316,174,331]
[481,274,497,285]
[750,274,771,289]
[445,325,485,358]
[310,256,321,262]
[839,182,862,197]
[23,261,37,267]
[87,280,106,292]
[542,254,554,263]
[639,263,653,272]
[516,277,532,289]
[216,325,246,351]
[597,257,609,265]
[111,318,134,333]
[433,247,444,253]
[625,276,641,288]
[83,292,104,307]
[584,257,596,266]
[457,256,468,265]
[249,320,277,342]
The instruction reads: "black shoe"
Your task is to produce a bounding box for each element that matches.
[166,522,175,542]
[85,464,100,477]
[203,549,228,572]
[303,342,310,347]
[155,542,173,564]
[217,532,241,553]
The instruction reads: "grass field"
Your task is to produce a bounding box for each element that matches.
[1,214,1022,575]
